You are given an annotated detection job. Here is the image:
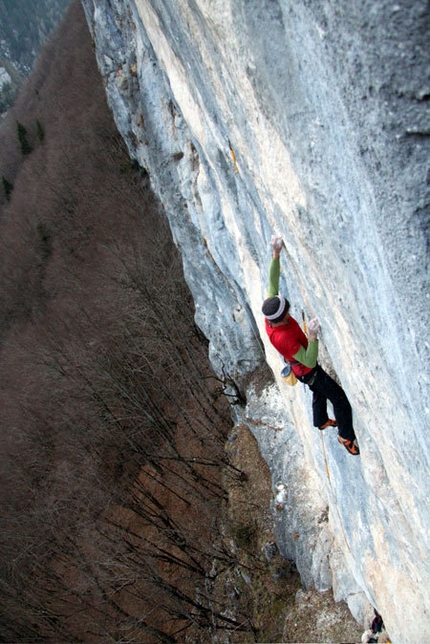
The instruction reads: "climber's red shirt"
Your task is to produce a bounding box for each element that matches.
[265,315,313,377]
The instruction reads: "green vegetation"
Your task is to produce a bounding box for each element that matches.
[36,118,45,142]
[0,80,17,112]
[232,520,258,550]
[36,222,52,261]
[2,175,13,201]
[16,120,32,155]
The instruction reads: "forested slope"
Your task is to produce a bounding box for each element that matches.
[0,3,241,642]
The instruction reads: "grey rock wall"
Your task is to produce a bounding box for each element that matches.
[81,0,430,641]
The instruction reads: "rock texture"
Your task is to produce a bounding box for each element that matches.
[81,0,430,641]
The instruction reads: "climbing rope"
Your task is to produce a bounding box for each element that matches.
[320,431,352,555]
[302,309,307,335]
[228,139,239,174]
[320,431,331,481]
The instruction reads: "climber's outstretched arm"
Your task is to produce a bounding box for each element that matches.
[268,235,284,297]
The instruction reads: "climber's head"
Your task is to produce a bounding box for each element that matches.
[262,295,290,324]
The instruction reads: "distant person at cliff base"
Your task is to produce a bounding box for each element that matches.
[262,235,359,456]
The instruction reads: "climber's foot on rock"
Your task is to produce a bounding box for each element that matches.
[338,436,360,455]
[319,418,337,430]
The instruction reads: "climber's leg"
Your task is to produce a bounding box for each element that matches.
[311,368,355,442]
[311,389,329,429]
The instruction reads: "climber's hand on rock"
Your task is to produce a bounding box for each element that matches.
[271,235,284,257]
[308,318,320,340]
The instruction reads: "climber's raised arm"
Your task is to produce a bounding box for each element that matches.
[267,235,283,297]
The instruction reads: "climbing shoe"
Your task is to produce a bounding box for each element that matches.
[319,419,337,430]
[338,436,360,456]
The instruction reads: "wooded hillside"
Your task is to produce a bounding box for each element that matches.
[0,2,301,642]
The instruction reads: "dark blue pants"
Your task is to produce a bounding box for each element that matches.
[299,365,355,442]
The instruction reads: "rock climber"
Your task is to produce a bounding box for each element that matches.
[262,234,359,456]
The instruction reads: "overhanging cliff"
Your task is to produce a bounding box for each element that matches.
[81,1,430,641]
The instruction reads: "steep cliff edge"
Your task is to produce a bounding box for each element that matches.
[82,1,430,641]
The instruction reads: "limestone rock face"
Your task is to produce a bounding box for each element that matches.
[81,0,430,641]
